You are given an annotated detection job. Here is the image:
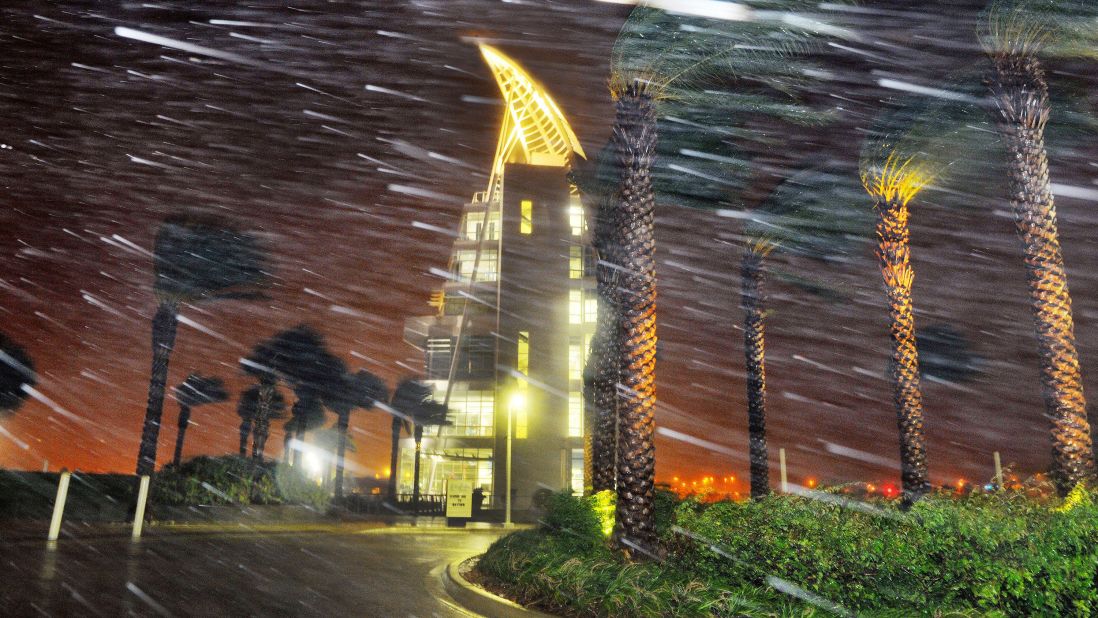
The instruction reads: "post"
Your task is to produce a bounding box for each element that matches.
[779,448,788,493]
[42,459,49,473]
[993,451,1003,489]
[505,399,513,527]
[132,474,150,540]
[48,469,71,542]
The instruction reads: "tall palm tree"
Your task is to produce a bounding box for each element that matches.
[860,151,936,505]
[388,379,448,515]
[326,369,387,499]
[171,374,228,466]
[242,336,285,462]
[607,2,824,551]
[137,215,265,476]
[983,0,1096,493]
[0,332,36,417]
[265,325,345,468]
[385,379,421,501]
[740,238,775,499]
[237,384,285,461]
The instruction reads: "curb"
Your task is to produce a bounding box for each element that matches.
[443,556,554,617]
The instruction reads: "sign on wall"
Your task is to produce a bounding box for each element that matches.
[446,479,474,518]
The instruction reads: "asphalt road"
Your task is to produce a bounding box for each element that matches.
[0,524,505,617]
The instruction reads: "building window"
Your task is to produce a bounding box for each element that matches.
[455,336,494,379]
[569,246,583,279]
[426,338,452,380]
[425,448,494,506]
[585,296,598,324]
[569,342,583,382]
[441,388,495,437]
[569,289,582,324]
[569,202,584,237]
[570,448,584,496]
[520,199,533,234]
[462,210,500,241]
[568,391,583,438]
[452,249,498,282]
[517,331,529,375]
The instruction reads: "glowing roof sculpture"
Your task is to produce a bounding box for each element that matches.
[479,44,586,201]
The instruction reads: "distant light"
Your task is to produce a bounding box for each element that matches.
[806,478,817,489]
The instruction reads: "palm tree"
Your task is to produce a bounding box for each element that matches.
[171,374,228,466]
[264,325,345,468]
[385,380,421,501]
[137,215,265,476]
[983,0,1096,493]
[860,150,936,505]
[237,384,286,461]
[607,2,825,551]
[388,379,448,515]
[326,369,387,499]
[0,332,36,417]
[741,238,776,499]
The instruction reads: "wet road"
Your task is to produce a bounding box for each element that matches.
[0,524,503,616]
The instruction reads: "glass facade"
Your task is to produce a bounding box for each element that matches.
[462,209,500,241]
[452,249,498,282]
[440,387,495,437]
[570,448,584,496]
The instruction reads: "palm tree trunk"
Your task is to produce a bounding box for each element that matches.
[588,191,622,493]
[989,55,1095,494]
[282,427,293,465]
[612,82,659,553]
[875,197,930,505]
[742,249,769,499]
[334,412,350,500]
[137,300,180,476]
[412,425,424,516]
[293,422,307,468]
[172,404,192,467]
[387,415,401,501]
[238,418,252,457]
[252,380,276,462]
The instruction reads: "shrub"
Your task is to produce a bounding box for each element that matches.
[540,490,606,547]
[152,455,329,508]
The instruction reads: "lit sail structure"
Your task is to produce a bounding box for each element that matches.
[400,45,593,516]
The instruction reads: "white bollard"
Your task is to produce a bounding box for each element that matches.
[779,448,788,493]
[132,475,151,540]
[994,451,1003,489]
[42,459,49,473]
[48,469,71,542]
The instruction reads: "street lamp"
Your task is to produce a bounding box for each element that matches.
[505,390,526,527]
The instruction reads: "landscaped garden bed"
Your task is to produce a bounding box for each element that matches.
[475,486,1098,617]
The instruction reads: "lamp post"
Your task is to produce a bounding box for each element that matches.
[505,390,526,527]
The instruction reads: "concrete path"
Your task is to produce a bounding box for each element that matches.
[0,523,506,616]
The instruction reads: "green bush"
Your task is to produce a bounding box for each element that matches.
[479,488,1098,616]
[151,455,329,508]
[541,490,605,546]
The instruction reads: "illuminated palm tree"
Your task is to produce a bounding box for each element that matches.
[171,374,228,466]
[137,215,265,476]
[860,152,935,505]
[983,0,1096,493]
[0,332,35,417]
[385,379,420,501]
[608,2,824,551]
[741,238,775,499]
[326,369,387,499]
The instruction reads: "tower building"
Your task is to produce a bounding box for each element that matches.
[401,45,594,514]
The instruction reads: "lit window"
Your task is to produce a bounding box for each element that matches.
[570,448,584,495]
[516,408,528,440]
[585,296,598,324]
[569,246,583,279]
[440,387,495,437]
[569,342,583,382]
[462,210,500,241]
[520,199,533,234]
[568,392,583,438]
[569,289,582,324]
[569,204,584,237]
[517,331,529,376]
[452,249,498,282]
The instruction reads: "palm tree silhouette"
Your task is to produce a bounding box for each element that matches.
[326,369,387,499]
[0,332,36,417]
[171,374,228,466]
[983,0,1096,493]
[137,215,265,476]
[237,384,285,461]
[385,379,422,502]
[388,379,448,515]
